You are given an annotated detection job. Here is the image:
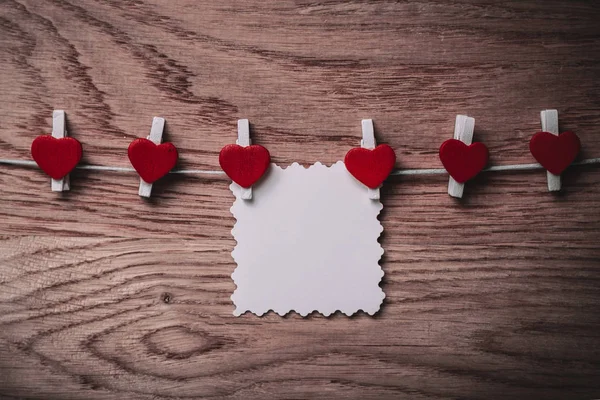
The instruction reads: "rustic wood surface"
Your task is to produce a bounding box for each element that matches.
[1,1,600,399]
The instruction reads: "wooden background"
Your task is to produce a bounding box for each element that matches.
[1,1,600,399]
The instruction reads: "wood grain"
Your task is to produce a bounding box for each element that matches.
[1,1,600,399]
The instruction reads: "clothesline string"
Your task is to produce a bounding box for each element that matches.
[1,157,599,176]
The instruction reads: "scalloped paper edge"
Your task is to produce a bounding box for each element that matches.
[229,161,385,317]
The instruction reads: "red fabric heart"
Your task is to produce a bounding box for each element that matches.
[219,144,271,188]
[344,144,396,189]
[31,135,82,179]
[439,139,488,183]
[529,131,580,175]
[128,138,178,183]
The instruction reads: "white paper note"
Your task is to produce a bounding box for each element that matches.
[230,161,385,317]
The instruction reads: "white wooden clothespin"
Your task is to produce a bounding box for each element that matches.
[51,110,69,192]
[448,115,475,198]
[138,117,165,198]
[541,109,561,192]
[237,119,253,200]
[361,119,380,200]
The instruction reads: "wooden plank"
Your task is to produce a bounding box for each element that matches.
[0,1,600,399]
[0,1,599,171]
[0,165,599,242]
[1,236,599,399]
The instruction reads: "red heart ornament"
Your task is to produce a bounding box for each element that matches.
[439,139,488,183]
[128,138,178,183]
[219,144,271,188]
[529,131,580,175]
[344,144,396,189]
[31,135,82,179]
